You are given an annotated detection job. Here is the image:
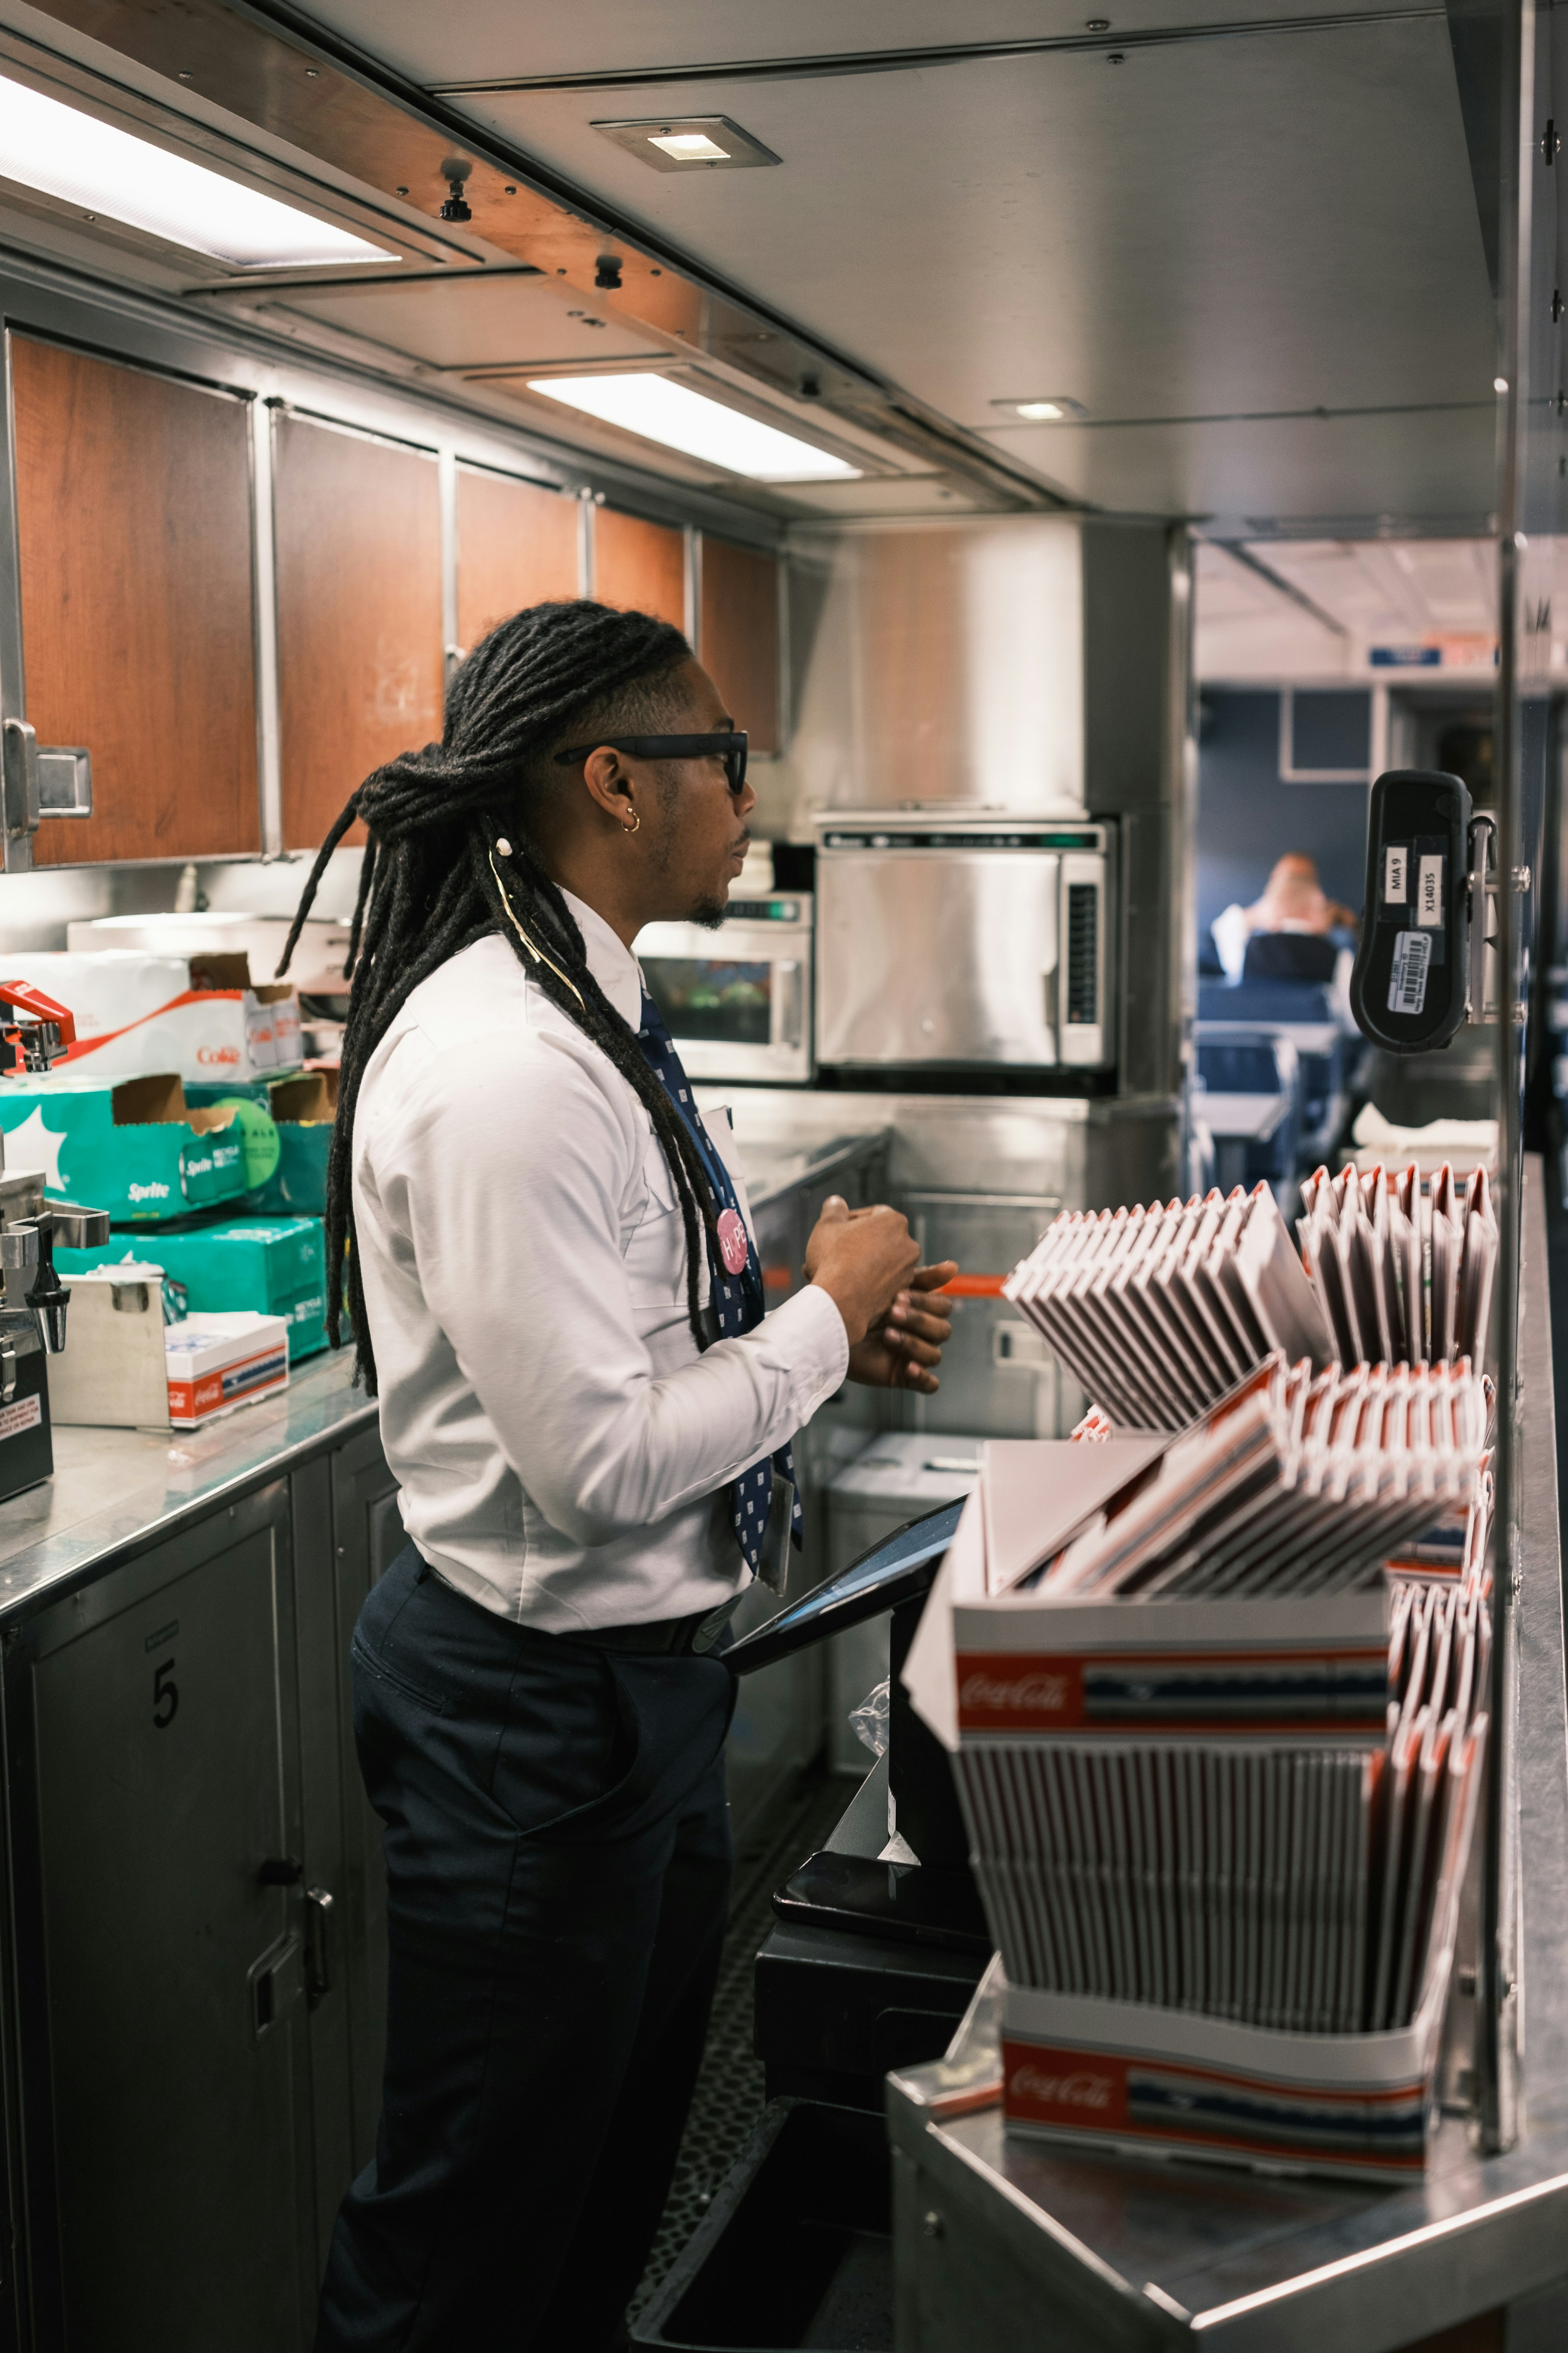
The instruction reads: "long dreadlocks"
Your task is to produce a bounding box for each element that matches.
[276,598,723,1395]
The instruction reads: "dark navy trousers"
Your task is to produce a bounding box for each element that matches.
[314,1545,735,2353]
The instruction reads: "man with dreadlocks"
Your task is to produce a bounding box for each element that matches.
[286,600,956,2353]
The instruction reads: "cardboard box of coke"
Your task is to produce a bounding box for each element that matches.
[57,1215,330,1362]
[165,1313,290,1428]
[0,950,301,1083]
[0,1074,264,1222]
[185,1070,337,1216]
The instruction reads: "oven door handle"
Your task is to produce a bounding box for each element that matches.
[776,959,803,1050]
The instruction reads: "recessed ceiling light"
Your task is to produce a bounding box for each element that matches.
[0,75,395,267]
[593,115,782,174]
[650,132,730,162]
[525,373,858,481]
[993,395,1088,422]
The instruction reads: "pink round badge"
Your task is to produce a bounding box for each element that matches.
[716,1207,749,1275]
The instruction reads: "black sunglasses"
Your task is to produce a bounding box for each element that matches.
[553,731,748,795]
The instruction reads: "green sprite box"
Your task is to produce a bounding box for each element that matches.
[56,1213,330,1362]
[0,1073,263,1223]
[185,1070,336,1216]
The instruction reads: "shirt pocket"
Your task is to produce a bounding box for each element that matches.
[624,1130,688,1308]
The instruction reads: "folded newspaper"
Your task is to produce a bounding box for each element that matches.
[1003,1168,1498,1427]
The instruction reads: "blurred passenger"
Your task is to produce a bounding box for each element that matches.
[1211,852,1359,983]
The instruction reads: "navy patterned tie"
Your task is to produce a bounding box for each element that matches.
[636,988,804,1578]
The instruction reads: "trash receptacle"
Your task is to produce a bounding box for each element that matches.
[631,2099,891,2352]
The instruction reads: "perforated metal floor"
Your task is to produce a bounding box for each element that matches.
[626,1767,857,2325]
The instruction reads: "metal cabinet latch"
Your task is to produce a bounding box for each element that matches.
[304,1885,334,2006]
[248,1932,305,2041]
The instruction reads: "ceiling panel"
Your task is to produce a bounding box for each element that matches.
[981,407,1494,529]
[1254,537,1497,633]
[290,1,1439,87]
[411,18,1489,483]
[269,272,667,366]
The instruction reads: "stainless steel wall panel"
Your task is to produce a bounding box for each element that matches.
[718,1089,1177,1212]
[785,520,1087,814]
[900,1194,1066,1440]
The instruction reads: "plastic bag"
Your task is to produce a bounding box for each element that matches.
[849,1677,890,1760]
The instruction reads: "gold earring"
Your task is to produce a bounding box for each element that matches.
[624,810,641,836]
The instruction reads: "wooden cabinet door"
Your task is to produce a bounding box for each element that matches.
[456,465,580,656]
[593,507,686,631]
[11,336,259,865]
[699,536,780,754]
[274,414,443,849]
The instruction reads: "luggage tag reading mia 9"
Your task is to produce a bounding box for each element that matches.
[1349,769,1481,1053]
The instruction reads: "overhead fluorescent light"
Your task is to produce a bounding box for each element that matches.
[993,396,1088,423]
[526,373,859,481]
[593,116,782,173]
[0,76,395,267]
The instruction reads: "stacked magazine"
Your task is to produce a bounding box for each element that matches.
[1002,1185,1333,1430]
[1298,1162,1496,1368]
[1030,1352,1489,1601]
[1003,1166,1497,1424]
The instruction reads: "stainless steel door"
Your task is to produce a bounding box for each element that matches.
[900,1193,1072,1440]
[819,849,1064,1066]
[19,1482,313,2352]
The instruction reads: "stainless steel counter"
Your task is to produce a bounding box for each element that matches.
[0,1351,374,1629]
[886,1160,1568,2353]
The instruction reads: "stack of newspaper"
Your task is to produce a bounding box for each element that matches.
[1003,1167,1497,1422]
[1031,1352,1488,1601]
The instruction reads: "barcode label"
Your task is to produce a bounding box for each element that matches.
[1384,845,1408,904]
[1388,929,1432,1015]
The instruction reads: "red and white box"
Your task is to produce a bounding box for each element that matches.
[999,1978,1444,2182]
[165,1312,290,1429]
[0,951,301,1083]
[900,1445,1486,2183]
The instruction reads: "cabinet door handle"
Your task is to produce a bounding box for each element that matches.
[304,1885,334,2006]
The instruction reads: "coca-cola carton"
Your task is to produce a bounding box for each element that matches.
[900,1448,1487,2182]
[998,1978,1446,2181]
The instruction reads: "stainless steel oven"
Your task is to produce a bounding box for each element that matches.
[634,894,813,1084]
[815,814,1116,1072]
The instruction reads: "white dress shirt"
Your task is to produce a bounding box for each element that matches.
[351,890,850,1630]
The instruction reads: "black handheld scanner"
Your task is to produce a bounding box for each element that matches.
[1348,769,1475,1053]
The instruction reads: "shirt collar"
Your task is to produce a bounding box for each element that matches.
[558,888,644,1031]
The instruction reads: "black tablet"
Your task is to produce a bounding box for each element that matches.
[724,1495,964,1677]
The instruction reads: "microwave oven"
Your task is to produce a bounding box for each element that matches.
[815,815,1115,1071]
[634,894,813,1084]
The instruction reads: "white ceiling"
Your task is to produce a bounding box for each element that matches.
[1193,538,1506,681]
[294,0,1440,85]
[0,0,1501,529]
